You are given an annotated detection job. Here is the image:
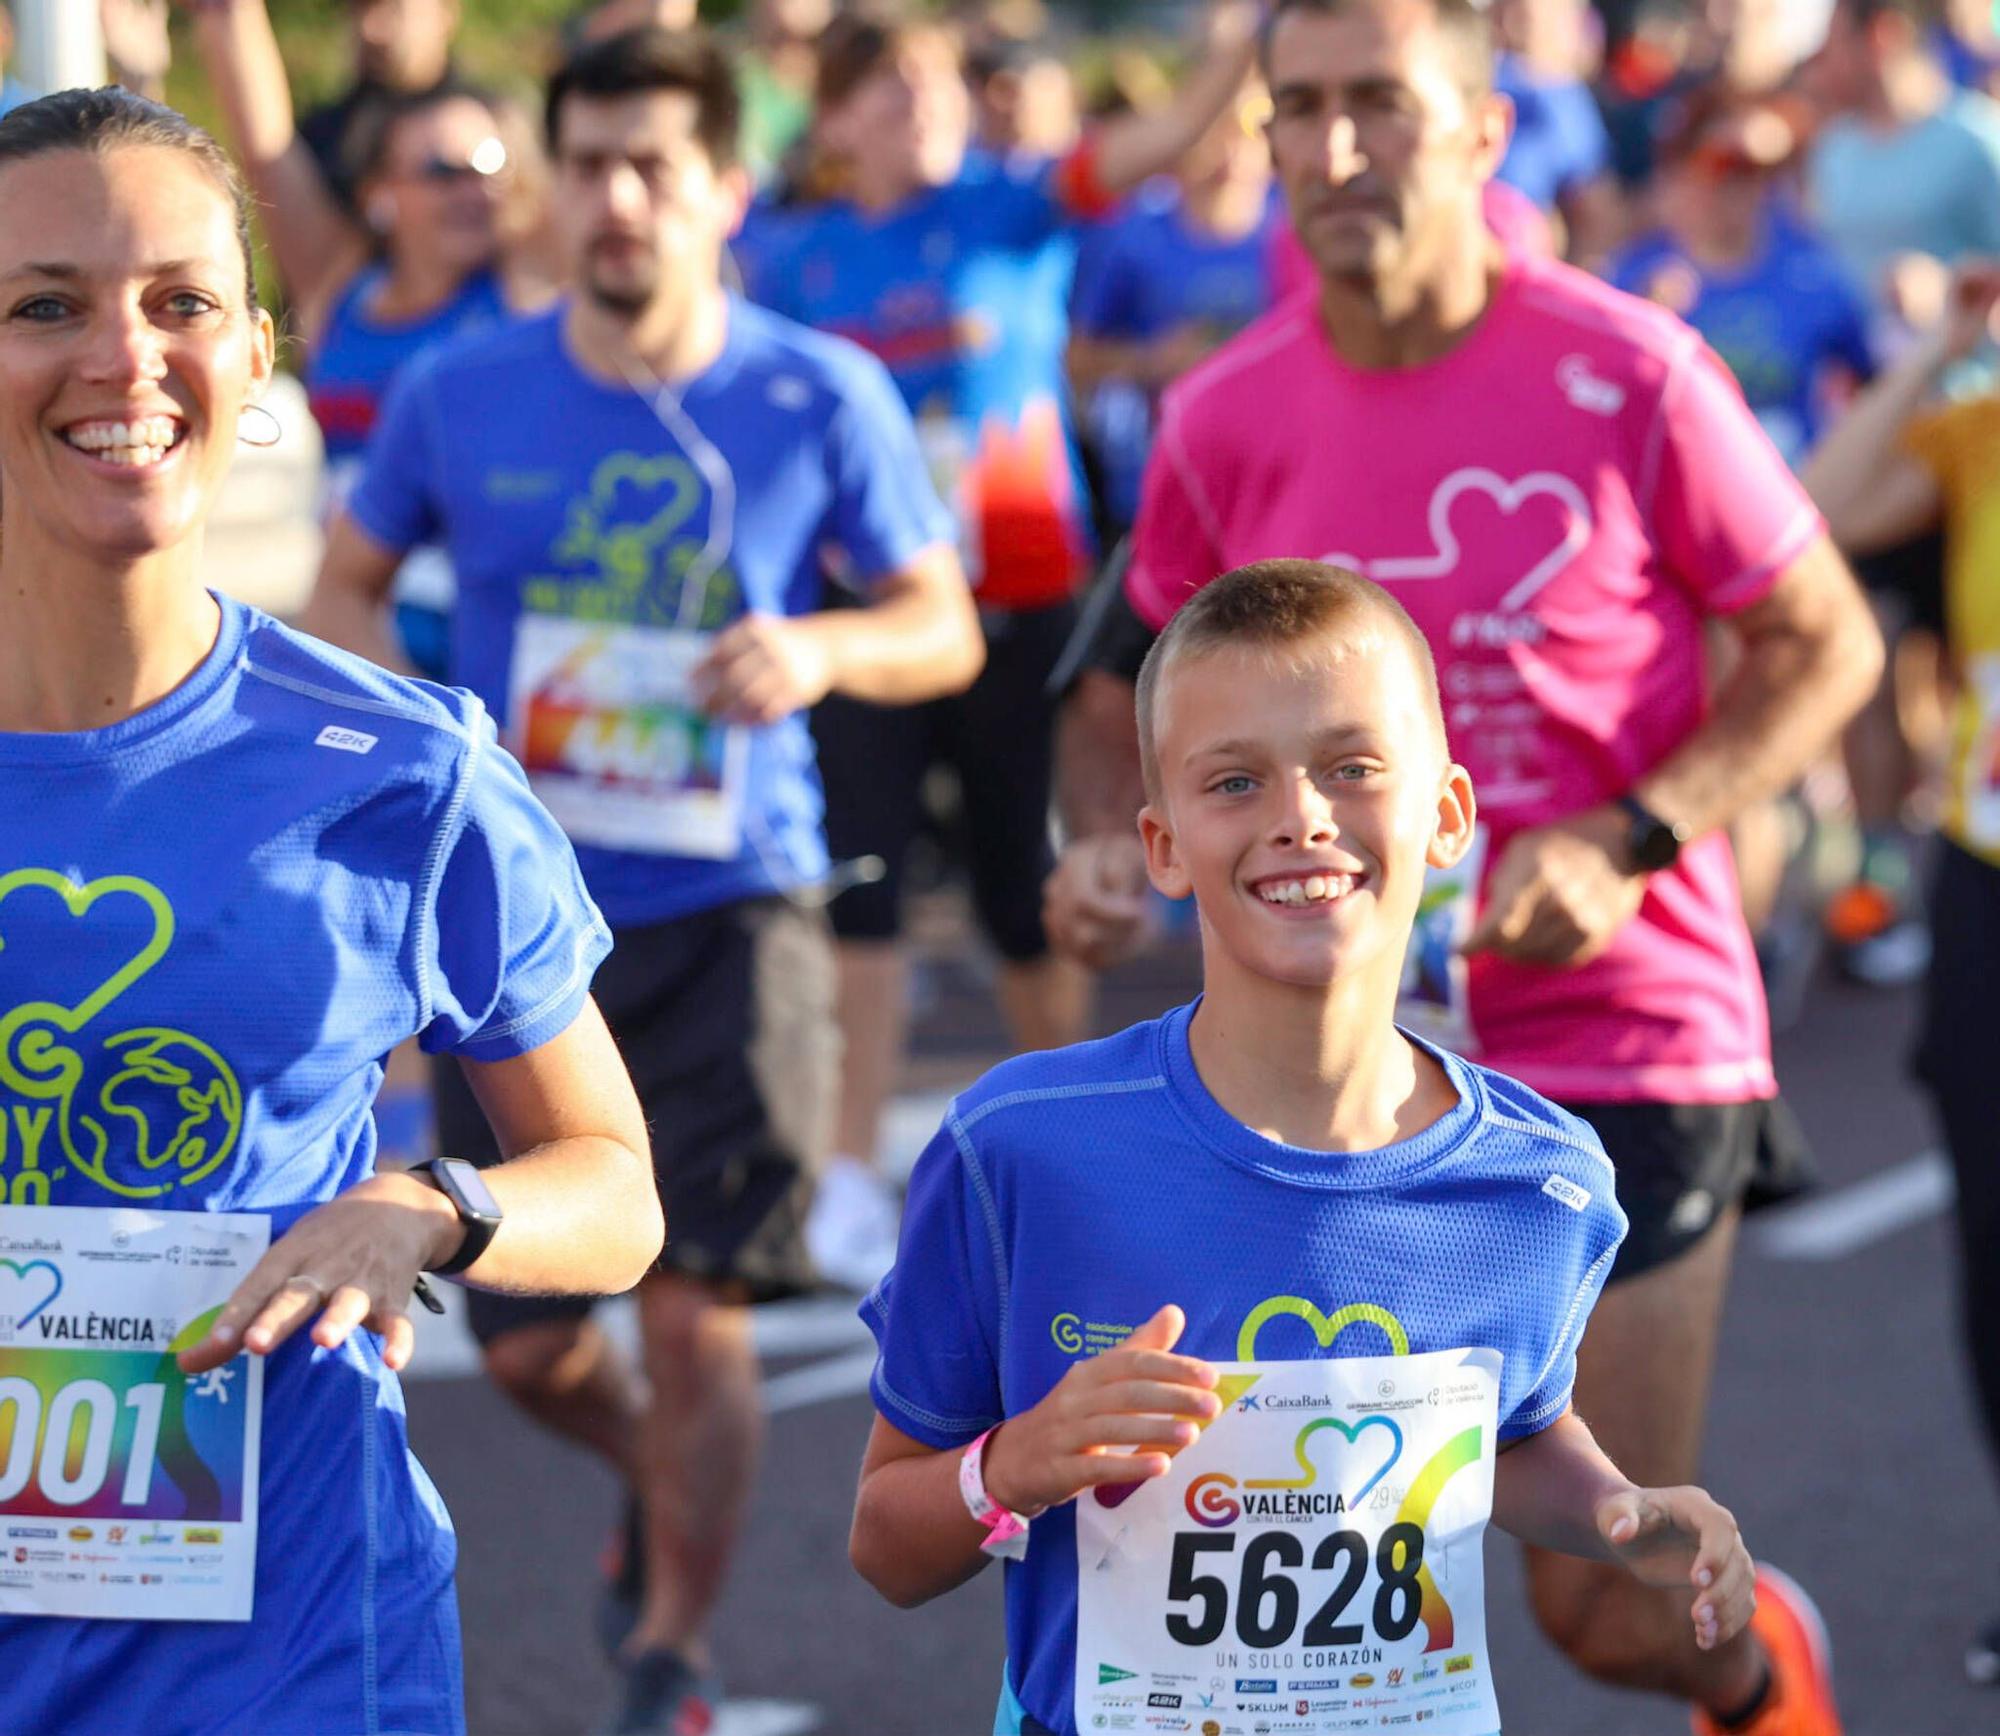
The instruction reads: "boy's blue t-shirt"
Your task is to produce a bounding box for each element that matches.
[348,298,954,929]
[1608,211,1875,466]
[1069,184,1282,526]
[1493,54,1612,212]
[0,596,610,1735]
[863,1004,1627,1736]
[742,150,1099,604]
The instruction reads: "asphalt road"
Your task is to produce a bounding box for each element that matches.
[404,939,2000,1736]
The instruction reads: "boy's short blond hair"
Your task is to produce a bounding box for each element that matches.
[1135,559,1446,801]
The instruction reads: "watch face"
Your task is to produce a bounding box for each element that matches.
[1631,820,1680,874]
[436,1158,502,1222]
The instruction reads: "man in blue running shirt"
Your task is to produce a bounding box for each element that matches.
[305,27,983,1733]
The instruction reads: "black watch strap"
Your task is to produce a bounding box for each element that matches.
[411,1158,503,1277]
[1616,795,1690,874]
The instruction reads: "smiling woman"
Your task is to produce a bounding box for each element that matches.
[0,88,661,1736]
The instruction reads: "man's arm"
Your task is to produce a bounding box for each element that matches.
[1627,536,1883,840]
[1087,2,1264,200]
[1468,537,1883,966]
[300,513,417,675]
[693,545,983,726]
[186,0,368,324]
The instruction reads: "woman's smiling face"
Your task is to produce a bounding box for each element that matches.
[0,144,273,565]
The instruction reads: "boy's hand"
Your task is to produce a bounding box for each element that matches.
[1595,1486,1755,1652]
[981,1305,1220,1517]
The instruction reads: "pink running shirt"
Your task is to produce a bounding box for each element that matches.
[1128,253,1823,1103]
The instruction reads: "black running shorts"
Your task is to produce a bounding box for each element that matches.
[1562,1096,1810,1283]
[811,599,1075,963]
[432,896,837,1340]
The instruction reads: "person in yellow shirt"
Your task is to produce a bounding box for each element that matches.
[1803,261,2000,1689]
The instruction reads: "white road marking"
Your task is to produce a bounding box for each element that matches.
[710,1701,822,1736]
[762,1349,879,1415]
[1753,1151,1955,1261]
[403,1292,873,1384]
[880,1087,963,1184]
[398,1086,960,1403]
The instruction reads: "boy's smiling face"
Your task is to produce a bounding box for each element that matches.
[1139,628,1475,994]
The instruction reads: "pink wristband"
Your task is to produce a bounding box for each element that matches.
[960,1426,1031,1561]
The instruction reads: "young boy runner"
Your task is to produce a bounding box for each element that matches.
[851,561,1756,1736]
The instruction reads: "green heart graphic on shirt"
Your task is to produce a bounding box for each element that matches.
[0,871,175,1099]
[552,451,705,587]
[1236,1296,1411,1362]
[0,870,240,1200]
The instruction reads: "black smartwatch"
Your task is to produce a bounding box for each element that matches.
[408,1158,504,1277]
[1616,795,1691,874]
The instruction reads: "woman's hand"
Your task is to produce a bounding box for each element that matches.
[177,1172,463,1377]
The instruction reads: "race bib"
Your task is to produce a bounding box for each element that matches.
[1075,1348,1501,1736]
[0,1205,267,1622]
[1397,827,1487,1053]
[507,614,748,860]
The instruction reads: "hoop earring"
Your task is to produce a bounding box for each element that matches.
[239,402,282,449]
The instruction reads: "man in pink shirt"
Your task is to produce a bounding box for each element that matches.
[1045,3,1881,1734]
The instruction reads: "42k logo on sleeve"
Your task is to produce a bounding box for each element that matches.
[0,871,242,1205]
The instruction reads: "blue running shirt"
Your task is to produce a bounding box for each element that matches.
[864,1005,1627,1736]
[1609,212,1875,466]
[743,150,1108,610]
[1493,54,1612,213]
[308,265,512,681]
[1069,184,1282,526]
[348,298,954,929]
[0,595,610,1735]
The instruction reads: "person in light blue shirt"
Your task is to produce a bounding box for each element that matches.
[1609,88,1875,468]
[308,28,982,1732]
[850,562,1761,1736]
[1806,0,2000,311]
[0,85,659,1736]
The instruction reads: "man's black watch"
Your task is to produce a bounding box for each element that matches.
[1616,795,1691,875]
[408,1158,504,1277]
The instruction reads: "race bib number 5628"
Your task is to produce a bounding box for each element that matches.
[1075,1348,1501,1736]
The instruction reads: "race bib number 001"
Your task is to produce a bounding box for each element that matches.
[508,616,748,860]
[1075,1348,1501,1736]
[0,1205,266,1622]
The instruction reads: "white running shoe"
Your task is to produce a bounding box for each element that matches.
[807,1157,903,1293]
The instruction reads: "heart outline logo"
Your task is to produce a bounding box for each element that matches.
[1236,1296,1410,1362]
[1322,465,1594,613]
[1247,1414,1404,1508]
[0,871,176,1099]
[0,1257,63,1328]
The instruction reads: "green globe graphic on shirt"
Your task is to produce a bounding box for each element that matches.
[0,869,242,1203]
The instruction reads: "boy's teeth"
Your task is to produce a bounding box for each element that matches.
[1260,875,1352,907]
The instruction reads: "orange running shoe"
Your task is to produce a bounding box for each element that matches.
[1691,1563,1843,1736]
